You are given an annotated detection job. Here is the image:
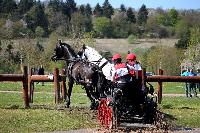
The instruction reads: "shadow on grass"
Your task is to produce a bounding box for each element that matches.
[162,104,196,110]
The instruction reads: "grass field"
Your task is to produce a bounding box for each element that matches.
[95,38,177,54]
[0,82,200,132]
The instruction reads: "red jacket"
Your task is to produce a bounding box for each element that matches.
[127,61,142,77]
[127,61,135,75]
[114,63,129,80]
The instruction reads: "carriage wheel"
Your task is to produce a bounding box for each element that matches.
[107,106,118,129]
[98,98,107,127]
[144,99,157,124]
[106,106,112,129]
[98,98,119,129]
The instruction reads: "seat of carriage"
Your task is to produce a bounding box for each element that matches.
[113,70,146,105]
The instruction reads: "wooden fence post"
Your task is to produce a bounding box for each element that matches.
[28,68,34,103]
[22,66,29,108]
[54,67,60,104]
[157,69,163,104]
[61,69,67,102]
[142,68,146,91]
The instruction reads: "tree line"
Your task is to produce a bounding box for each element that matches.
[0,0,200,74]
[0,0,199,40]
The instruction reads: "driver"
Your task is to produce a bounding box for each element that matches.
[126,53,142,78]
[111,54,134,95]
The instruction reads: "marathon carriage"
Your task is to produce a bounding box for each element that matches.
[80,45,157,129]
[97,71,157,129]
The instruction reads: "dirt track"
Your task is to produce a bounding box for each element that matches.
[2,91,199,132]
[44,127,200,133]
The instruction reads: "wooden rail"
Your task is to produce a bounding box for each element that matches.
[146,69,200,104]
[28,67,67,104]
[0,66,29,108]
[147,75,200,82]
[1,67,200,107]
[0,74,24,81]
[0,66,67,108]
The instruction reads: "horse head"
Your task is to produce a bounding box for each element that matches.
[51,44,63,61]
[51,40,78,61]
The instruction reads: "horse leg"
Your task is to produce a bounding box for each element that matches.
[66,78,74,108]
[85,86,97,110]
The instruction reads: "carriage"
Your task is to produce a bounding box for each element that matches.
[97,76,157,129]
[79,45,158,129]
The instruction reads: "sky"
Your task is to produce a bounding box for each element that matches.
[75,0,200,10]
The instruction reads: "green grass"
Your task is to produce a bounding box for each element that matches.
[0,108,98,133]
[0,82,200,132]
[162,82,185,94]
[0,82,96,133]
[0,82,22,91]
[148,82,185,94]
[0,82,86,93]
[161,96,200,128]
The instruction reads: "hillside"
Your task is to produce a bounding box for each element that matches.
[95,38,178,54]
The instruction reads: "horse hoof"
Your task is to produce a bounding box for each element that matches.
[64,103,70,108]
[65,105,69,108]
[90,102,99,110]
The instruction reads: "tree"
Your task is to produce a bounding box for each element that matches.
[18,0,34,14]
[185,26,200,67]
[93,3,103,17]
[156,13,168,26]
[137,4,148,26]
[120,4,126,12]
[47,0,62,12]
[66,0,77,13]
[35,26,45,37]
[111,12,129,38]
[146,15,159,34]
[144,46,181,75]
[0,0,17,14]
[62,0,77,20]
[79,5,85,15]
[175,28,190,49]
[46,8,70,34]
[93,17,113,38]
[85,3,92,17]
[126,7,136,23]
[175,19,189,37]
[102,0,114,18]
[168,9,178,26]
[0,41,21,73]
[25,1,48,35]
[71,12,92,34]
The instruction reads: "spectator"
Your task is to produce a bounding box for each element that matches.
[181,69,191,98]
[197,68,200,92]
[37,65,45,86]
[188,68,197,97]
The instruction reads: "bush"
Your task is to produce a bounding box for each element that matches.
[127,34,138,44]
[35,26,45,37]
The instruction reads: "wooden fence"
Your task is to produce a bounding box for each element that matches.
[28,67,67,104]
[1,67,200,107]
[0,66,67,108]
[0,66,29,108]
[146,69,200,104]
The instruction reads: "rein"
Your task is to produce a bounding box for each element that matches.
[89,57,109,70]
[56,58,79,62]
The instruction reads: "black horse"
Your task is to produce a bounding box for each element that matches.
[51,41,105,109]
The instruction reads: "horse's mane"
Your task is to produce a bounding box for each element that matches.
[85,46,102,58]
[61,43,78,58]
